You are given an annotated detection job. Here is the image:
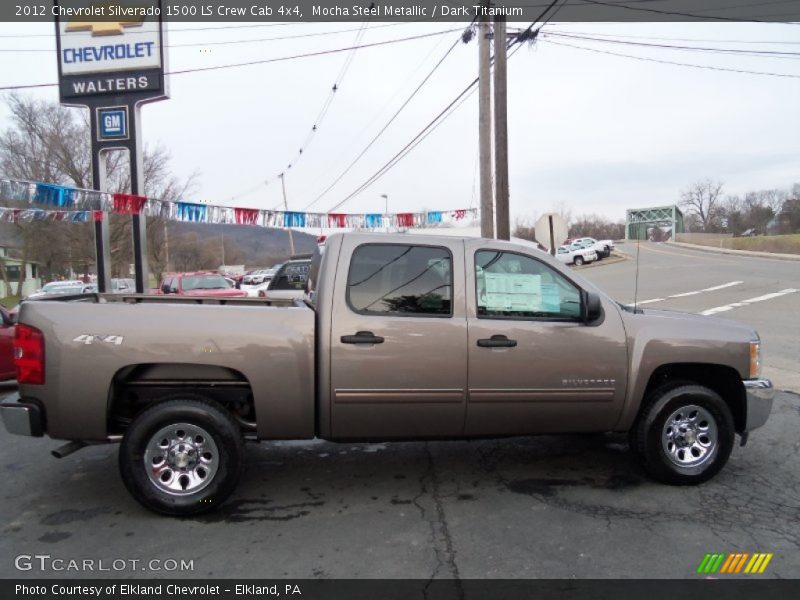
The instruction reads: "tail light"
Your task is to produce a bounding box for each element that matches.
[258,290,266,298]
[14,323,45,384]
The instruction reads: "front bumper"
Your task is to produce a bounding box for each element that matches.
[0,393,44,437]
[743,378,775,432]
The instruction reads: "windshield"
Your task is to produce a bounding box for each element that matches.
[181,275,232,291]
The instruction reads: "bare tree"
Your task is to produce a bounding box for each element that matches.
[680,179,725,232]
[0,94,197,292]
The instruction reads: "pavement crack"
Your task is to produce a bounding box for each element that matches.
[416,443,464,600]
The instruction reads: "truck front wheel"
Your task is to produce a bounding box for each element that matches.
[119,398,244,516]
[632,384,734,485]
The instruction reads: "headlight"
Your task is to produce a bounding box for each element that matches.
[749,340,761,378]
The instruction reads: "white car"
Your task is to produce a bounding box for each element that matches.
[245,277,274,298]
[571,237,614,258]
[26,280,87,299]
[556,245,597,266]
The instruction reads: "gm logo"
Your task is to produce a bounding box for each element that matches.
[697,552,773,575]
[97,107,129,141]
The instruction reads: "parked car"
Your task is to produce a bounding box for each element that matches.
[556,245,597,266]
[242,268,278,286]
[1,233,774,516]
[26,281,93,299]
[0,305,16,381]
[572,237,614,258]
[245,276,275,298]
[159,272,247,298]
[111,278,135,293]
[259,257,311,301]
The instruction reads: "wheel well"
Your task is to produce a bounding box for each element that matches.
[642,363,746,432]
[108,363,256,435]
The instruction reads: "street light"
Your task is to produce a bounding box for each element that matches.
[381,194,388,232]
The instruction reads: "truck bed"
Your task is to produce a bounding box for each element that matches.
[17,295,315,441]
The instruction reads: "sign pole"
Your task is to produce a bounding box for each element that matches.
[88,117,112,293]
[54,0,168,294]
[129,104,149,292]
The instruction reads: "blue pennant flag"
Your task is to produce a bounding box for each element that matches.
[365,214,383,229]
[426,211,443,225]
[34,183,77,207]
[176,202,207,222]
[283,211,306,228]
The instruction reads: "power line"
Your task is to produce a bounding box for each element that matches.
[542,31,800,58]
[543,37,800,78]
[0,22,410,51]
[0,22,313,38]
[302,33,465,211]
[229,22,370,203]
[320,0,567,213]
[546,27,800,44]
[0,28,462,92]
[578,0,800,22]
[300,31,452,196]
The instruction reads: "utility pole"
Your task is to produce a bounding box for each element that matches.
[279,173,296,256]
[381,194,389,232]
[493,16,510,241]
[478,11,494,239]
[163,220,170,272]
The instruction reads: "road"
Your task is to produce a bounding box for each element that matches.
[1,243,798,580]
[581,242,799,392]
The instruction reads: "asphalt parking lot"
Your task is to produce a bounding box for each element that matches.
[1,242,798,580]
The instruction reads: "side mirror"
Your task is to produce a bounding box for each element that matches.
[583,291,602,323]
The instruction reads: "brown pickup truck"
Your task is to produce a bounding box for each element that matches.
[1,233,774,516]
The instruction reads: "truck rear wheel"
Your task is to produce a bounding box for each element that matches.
[119,398,244,516]
[631,383,734,485]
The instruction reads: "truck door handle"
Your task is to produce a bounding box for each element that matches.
[341,331,385,345]
[477,335,517,348]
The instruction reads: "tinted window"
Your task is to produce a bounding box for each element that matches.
[347,244,452,316]
[270,261,311,291]
[182,275,231,291]
[475,250,581,319]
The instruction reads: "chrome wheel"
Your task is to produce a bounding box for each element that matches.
[661,404,717,468]
[144,423,219,496]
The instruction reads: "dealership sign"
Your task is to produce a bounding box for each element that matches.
[54,0,168,102]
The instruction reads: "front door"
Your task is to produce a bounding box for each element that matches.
[329,238,467,439]
[464,240,628,435]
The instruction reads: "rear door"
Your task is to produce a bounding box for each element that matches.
[329,238,467,439]
[465,240,628,435]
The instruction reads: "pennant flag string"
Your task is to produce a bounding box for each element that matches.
[0,177,478,231]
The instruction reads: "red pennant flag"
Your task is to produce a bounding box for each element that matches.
[327,213,347,228]
[113,193,147,215]
[234,208,259,225]
[396,213,414,227]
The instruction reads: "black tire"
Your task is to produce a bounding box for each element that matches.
[574,256,584,266]
[631,383,734,485]
[119,397,244,516]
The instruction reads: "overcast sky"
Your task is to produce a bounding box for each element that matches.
[0,20,798,225]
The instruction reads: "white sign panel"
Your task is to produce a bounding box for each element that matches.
[58,12,162,76]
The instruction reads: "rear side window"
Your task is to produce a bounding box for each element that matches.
[347,244,452,316]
